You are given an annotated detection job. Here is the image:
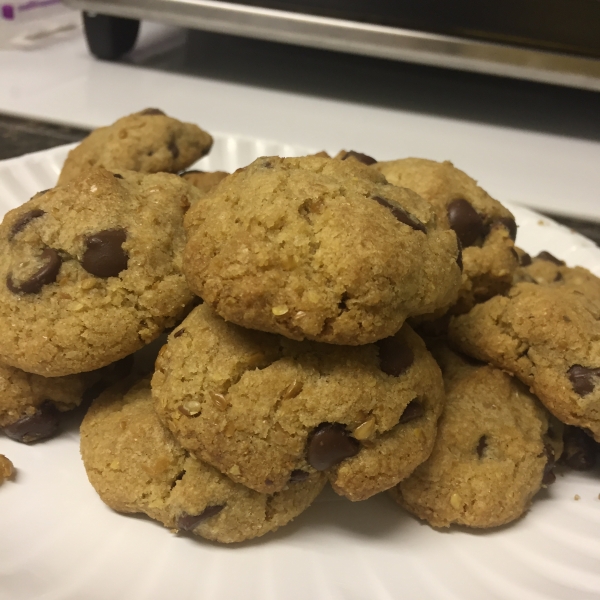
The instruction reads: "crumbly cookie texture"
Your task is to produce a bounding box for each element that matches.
[58,109,213,185]
[180,170,228,197]
[152,304,445,501]
[0,168,198,377]
[183,155,461,345]
[81,378,326,544]
[374,158,518,313]
[448,282,600,442]
[0,454,14,484]
[391,344,561,528]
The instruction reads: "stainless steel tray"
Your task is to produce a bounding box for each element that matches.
[65,0,600,91]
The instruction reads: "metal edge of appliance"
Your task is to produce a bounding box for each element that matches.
[64,0,600,91]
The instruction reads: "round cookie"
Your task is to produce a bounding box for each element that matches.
[81,378,326,544]
[514,249,600,302]
[0,168,198,377]
[58,109,213,185]
[448,282,600,442]
[391,344,561,528]
[374,158,518,313]
[183,155,461,345]
[152,304,446,501]
[0,361,105,443]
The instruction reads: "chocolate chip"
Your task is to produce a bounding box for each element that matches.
[399,399,424,424]
[542,443,556,485]
[113,173,123,179]
[7,248,62,294]
[568,364,600,396]
[494,217,517,241]
[173,328,185,338]
[519,252,532,266]
[377,334,415,377]
[177,505,225,531]
[81,229,128,278]
[536,251,565,266]
[561,426,597,470]
[476,435,487,458]
[340,150,377,165]
[9,209,45,239]
[3,401,60,443]
[265,478,274,486]
[289,469,310,483]
[554,272,563,282]
[139,108,166,116]
[372,196,426,233]
[168,140,179,159]
[447,199,485,247]
[307,423,360,471]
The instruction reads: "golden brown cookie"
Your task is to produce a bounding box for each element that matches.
[152,304,445,501]
[374,158,518,313]
[391,344,561,528]
[58,109,213,185]
[0,168,198,377]
[81,378,326,543]
[183,155,461,345]
[449,282,600,442]
[514,249,600,301]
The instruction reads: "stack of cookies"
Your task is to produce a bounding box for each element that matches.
[1,109,598,542]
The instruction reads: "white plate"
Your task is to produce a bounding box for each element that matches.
[0,135,599,600]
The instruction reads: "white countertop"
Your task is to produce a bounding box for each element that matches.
[1,19,599,221]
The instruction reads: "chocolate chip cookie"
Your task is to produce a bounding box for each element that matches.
[391,344,561,528]
[152,304,445,501]
[449,282,600,442]
[183,155,461,345]
[0,361,103,443]
[0,168,198,377]
[58,109,213,185]
[514,250,600,301]
[374,158,518,313]
[81,378,326,543]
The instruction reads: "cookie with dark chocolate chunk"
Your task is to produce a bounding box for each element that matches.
[391,343,562,528]
[152,304,445,501]
[58,109,213,185]
[374,158,518,314]
[513,250,600,302]
[0,358,128,443]
[449,282,600,442]
[81,377,326,543]
[0,168,199,376]
[183,155,461,345]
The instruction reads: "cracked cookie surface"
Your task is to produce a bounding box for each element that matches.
[183,155,461,345]
[374,158,518,313]
[0,168,198,376]
[449,282,600,441]
[152,304,445,501]
[80,377,325,543]
[391,343,561,528]
[58,109,213,185]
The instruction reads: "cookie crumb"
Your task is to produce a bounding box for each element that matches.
[574,494,581,501]
[0,454,14,484]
